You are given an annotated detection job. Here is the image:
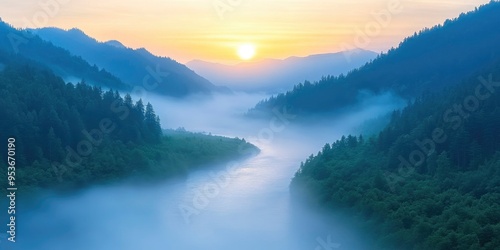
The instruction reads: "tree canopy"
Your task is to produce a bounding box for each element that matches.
[0,57,257,192]
[250,1,500,118]
[291,61,500,249]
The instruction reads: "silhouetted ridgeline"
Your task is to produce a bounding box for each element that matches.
[0,19,228,98]
[0,20,127,91]
[250,2,500,118]
[186,49,377,93]
[31,27,228,97]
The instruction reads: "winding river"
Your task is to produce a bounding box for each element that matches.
[4,93,403,250]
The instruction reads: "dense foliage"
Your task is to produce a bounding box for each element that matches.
[251,1,500,117]
[291,62,500,249]
[0,60,256,192]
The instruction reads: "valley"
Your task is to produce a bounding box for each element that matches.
[1,1,499,249]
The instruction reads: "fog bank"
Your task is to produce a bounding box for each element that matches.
[5,91,405,250]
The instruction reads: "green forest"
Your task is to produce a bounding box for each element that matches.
[0,22,127,91]
[291,61,500,249]
[250,2,500,117]
[0,58,257,193]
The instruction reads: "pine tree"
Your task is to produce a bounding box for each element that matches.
[134,99,145,121]
[144,102,162,142]
[124,94,133,107]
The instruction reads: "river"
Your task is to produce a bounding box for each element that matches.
[3,93,403,250]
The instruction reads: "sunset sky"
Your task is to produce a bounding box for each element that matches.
[1,0,491,64]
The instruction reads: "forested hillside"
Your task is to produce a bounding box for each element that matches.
[32,27,226,97]
[291,61,500,249]
[0,57,257,192]
[0,20,127,90]
[250,2,500,117]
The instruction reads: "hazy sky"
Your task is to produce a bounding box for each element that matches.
[1,0,490,63]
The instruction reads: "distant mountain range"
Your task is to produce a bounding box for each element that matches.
[2,20,377,97]
[290,3,500,249]
[30,27,227,97]
[250,2,500,117]
[187,49,377,93]
[0,19,226,98]
[0,20,127,91]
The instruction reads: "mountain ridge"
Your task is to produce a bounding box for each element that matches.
[249,2,500,117]
[0,20,128,90]
[31,26,228,97]
[187,49,377,93]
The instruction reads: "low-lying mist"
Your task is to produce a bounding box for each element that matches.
[10,91,406,250]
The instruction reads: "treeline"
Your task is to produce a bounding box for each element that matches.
[250,1,500,117]
[0,60,257,191]
[291,62,500,249]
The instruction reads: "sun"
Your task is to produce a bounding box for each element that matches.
[237,43,256,60]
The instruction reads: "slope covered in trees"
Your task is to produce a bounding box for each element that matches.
[291,61,500,249]
[31,27,227,97]
[0,57,257,192]
[0,20,127,91]
[250,1,500,117]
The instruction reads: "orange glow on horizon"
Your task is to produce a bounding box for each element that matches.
[0,0,491,64]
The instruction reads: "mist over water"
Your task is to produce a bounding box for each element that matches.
[8,92,404,250]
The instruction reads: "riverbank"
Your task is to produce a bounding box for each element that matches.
[1,130,259,197]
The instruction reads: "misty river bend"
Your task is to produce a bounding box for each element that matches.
[7,92,402,250]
